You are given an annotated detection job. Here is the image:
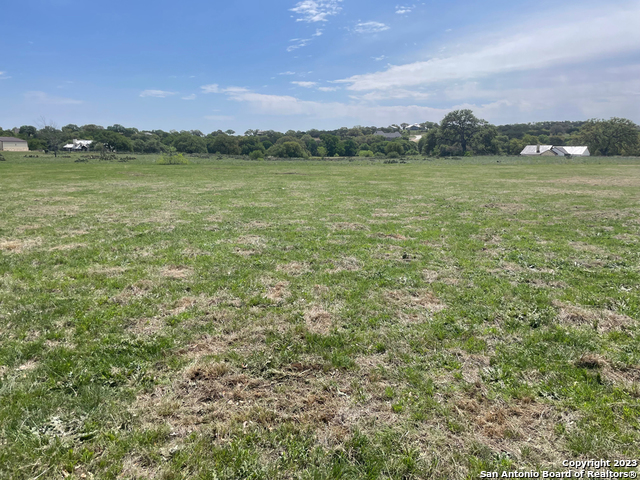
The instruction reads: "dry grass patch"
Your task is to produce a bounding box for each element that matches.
[384,289,445,314]
[304,305,333,334]
[49,243,87,251]
[330,222,369,231]
[0,238,41,253]
[263,281,291,303]
[326,256,361,274]
[276,261,310,276]
[160,266,193,280]
[554,301,635,333]
[129,316,166,336]
[113,280,155,305]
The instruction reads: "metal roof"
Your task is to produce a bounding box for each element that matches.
[520,145,553,155]
[562,146,590,155]
[520,145,590,156]
[0,137,27,142]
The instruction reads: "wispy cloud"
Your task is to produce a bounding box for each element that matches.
[279,71,297,75]
[140,89,177,98]
[339,4,640,91]
[395,5,414,14]
[290,0,342,23]
[201,84,220,94]
[287,38,311,52]
[313,29,324,37]
[182,94,197,100]
[354,21,390,34]
[24,91,82,105]
[352,89,431,101]
[372,55,387,62]
[204,115,235,121]
[318,86,339,91]
[292,81,318,88]
[0,71,11,80]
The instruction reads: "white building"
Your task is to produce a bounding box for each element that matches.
[520,145,590,156]
[62,139,93,152]
[0,137,29,152]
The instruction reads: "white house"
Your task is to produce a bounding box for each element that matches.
[63,139,93,152]
[520,145,590,156]
[0,137,29,152]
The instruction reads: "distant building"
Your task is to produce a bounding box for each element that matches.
[520,145,590,156]
[374,131,402,139]
[406,124,422,131]
[62,139,93,152]
[0,137,29,152]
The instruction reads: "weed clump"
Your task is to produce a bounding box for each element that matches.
[157,153,189,165]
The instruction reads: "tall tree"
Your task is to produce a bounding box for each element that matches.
[579,118,639,156]
[440,109,482,153]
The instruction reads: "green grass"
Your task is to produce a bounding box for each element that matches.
[1,151,639,479]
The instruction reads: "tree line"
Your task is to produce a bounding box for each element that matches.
[2,111,638,158]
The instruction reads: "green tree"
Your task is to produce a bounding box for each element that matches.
[267,141,307,158]
[342,138,358,156]
[19,125,37,138]
[207,134,241,155]
[172,133,207,153]
[440,109,483,153]
[385,142,404,156]
[579,118,639,156]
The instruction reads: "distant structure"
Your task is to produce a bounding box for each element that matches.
[405,124,422,131]
[0,136,28,152]
[374,131,402,139]
[62,139,93,152]
[520,145,590,156]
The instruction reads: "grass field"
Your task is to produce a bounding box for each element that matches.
[1,152,639,479]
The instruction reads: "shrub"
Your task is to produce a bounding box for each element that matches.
[0,153,5,161]
[358,150,374,157]
[249,150,264,160]
[386,151,400,158]
[157,153,189,165]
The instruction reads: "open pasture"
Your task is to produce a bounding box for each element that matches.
[1,155,639,479]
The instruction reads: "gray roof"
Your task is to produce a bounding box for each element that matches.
[374,131,401,139]
[0,137,27,142]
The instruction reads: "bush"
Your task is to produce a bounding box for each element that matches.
[157,153,189,165]
[358,150,374,157]
[0,153,5,161]
[386,151,400,158]
[249,150,264,160]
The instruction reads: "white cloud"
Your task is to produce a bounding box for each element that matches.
[140,89,177,98]
[353,89,431,101]
[290,0,342,23]
[372,55,386,62]
[395,5,414,14]
[313,29,324,37]
[318,86,339,91]
[279,71,297,75]
[0,71,10,80]
[222,88,447,124]
[339,4,640,91]
[182,94,197,100]
[24,91,82,105]
[354,21,390,34]
[223,86,250,93]
[200,84,220,94]
[292,81,318,87]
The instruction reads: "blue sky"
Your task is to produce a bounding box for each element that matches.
[2,0,639,133]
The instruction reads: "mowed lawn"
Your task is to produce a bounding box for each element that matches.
[1,154,639,479]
